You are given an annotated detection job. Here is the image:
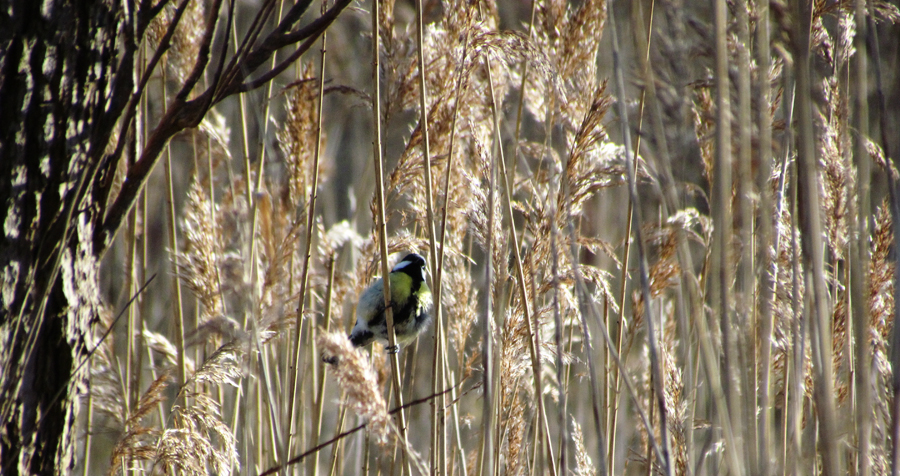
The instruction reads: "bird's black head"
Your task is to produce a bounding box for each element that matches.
[392,253,427,282]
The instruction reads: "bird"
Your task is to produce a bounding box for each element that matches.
[349,253,433,352]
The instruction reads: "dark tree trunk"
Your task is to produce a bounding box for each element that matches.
[0,0,347,471]
[0,0,120,473]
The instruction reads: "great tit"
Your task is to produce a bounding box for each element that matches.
[349,253,433,350]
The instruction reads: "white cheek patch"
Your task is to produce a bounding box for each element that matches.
[392,260,412,272]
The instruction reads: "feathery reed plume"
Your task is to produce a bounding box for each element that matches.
[188,340,243,388]
[521,0,606,129]
[446,258,479,362]
[817,52,853,261]
[89,307,127,429]
[866,201,895,473]
[178,178,224,321]
[76,0,900,473]
[571,417,595,476]
[503,390,527,476]
[155,392,239,476]
[168,0,205,83]
[277,64,327,207]
[142,329,194,373]
[661,322,687,475]
[108,372,171,476]
[318,331,392,444]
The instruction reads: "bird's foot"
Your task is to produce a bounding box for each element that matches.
[386,345,399,354]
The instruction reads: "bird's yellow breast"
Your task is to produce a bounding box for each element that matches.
[389,272,413,306]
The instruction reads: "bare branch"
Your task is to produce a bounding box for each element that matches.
[95,0,353,257]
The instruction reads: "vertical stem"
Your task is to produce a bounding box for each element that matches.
[608,0,676,473]
[232,18,257,471]
[851,1,872,475]
[124,51,145,471]
[163,144,187,402]
[411,0,447,470]
[712,0,741,467]
[793,1,840,473]
[328,406,348,476]
[245,14,284,462]
[158,67,186,407]
[479,103,496,476]
[628,0,699,471]
[788,163,804,474]
[436,19,472,476]
[734,0,757,468]
[81,362,94,476]
[567,221,661,466]
[290,0,329,466]
[867,0,900,471]
[370,0,411,472]
[549,168,567,476]
[312,255,336,475]
[484,56,557,476]
[611,1,642,467]
[755,0,775,472]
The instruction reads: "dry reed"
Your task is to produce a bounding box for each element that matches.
[78,0,900,475]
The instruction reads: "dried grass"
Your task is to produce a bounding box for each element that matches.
[85,0,900,474]
[318,331,392,444]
